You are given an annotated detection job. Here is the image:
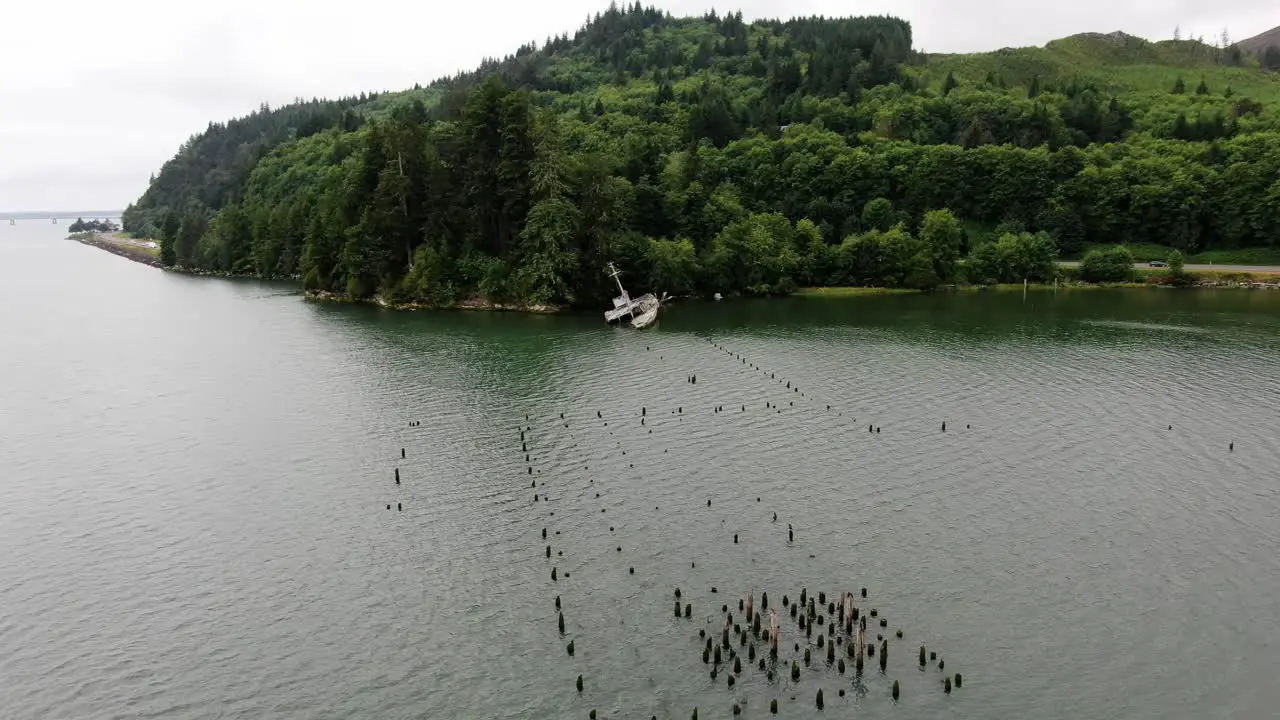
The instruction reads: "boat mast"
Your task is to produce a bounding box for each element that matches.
[606,262,627,296]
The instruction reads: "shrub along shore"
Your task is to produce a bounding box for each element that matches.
[80,230,1280,313]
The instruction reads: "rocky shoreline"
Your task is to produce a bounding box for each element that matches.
[72,233,163,268]
[1191,279,1280,289]
[304,290,563,313]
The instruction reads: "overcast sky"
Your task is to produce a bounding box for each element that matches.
[0,0,1274,211]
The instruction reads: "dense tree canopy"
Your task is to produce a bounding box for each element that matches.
[68,218,120,233]
[124,4,1280,305]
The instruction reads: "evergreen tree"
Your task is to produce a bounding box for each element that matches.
[942,71,958,95]
[1172,113,1190,140]
[175,208,207,268]
[159,210,179,266]
[1195,77,1210,95]
[1027,75,1041,98]
[460,76,510,256]
[497,90,535,255]
[1171,76,1186,94]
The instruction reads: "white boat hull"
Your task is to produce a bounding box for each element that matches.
[631,306,658,329]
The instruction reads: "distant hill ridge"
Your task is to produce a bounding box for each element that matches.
[919,25,1280,98]
[1238,25,1280,55]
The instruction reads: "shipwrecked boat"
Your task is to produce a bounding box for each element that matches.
[604,262,660,329]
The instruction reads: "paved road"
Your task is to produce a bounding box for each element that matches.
[1058,261,1280,273]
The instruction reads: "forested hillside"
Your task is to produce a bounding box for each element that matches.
[124,4,1280,306]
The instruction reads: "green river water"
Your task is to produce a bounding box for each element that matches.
[2,221,1278,719]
